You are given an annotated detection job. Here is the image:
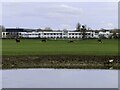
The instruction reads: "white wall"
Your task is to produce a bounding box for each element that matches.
[3,31,112,39]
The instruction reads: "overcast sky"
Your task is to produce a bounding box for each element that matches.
[2,2,118,30]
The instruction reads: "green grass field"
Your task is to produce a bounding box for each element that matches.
[2,39,118,56]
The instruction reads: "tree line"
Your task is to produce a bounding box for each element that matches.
[1,23,120,39]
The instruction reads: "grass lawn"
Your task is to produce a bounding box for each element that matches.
[2,39,118,56]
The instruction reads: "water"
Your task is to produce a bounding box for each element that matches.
[2,69,118,88]
[0,70,2,89]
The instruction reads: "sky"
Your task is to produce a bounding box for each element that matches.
[1,1,118,30]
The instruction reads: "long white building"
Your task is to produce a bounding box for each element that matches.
[18,31,93,39]
[2,30,113,39]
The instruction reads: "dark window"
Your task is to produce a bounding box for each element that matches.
[3,33,5,35]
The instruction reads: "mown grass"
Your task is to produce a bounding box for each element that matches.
[2,39,118,56]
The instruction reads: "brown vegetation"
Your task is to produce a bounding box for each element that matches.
[2,55,120,69]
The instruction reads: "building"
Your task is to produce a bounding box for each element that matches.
[2,28,113,39]
[2,28,37,38]
[18,31,94,39]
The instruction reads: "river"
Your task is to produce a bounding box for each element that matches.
[1,69,118,88]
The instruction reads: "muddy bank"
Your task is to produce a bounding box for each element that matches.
[2,55,120,69]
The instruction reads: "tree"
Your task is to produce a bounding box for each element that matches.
[76,23,81,31]
[44,27,53,31]
[112,32,118,39]
[63,28,68,32]
[0,25,6,32]
[0,25,6,38]
[118,33,120,39]
[111,29,120,39]
[36,28,42,32]
[81,25,87,40]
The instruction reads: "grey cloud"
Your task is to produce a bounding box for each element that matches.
[3,3,83,18]
[2,2,118,29]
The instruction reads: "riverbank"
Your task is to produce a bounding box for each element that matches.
[2,55,120,69]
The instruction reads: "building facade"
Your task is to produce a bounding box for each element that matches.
[2,28,113,39]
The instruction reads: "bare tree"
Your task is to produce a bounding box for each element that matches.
[76,23,81,31]
[0,25,6,32]
[81,25,87,40]
[44,27,53,31]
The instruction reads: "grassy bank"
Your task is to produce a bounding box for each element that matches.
[2,55,120,69]
[2,39,119,69]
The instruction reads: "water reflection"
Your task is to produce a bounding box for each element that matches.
[0,70,2,89]
[2,69,118,88]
